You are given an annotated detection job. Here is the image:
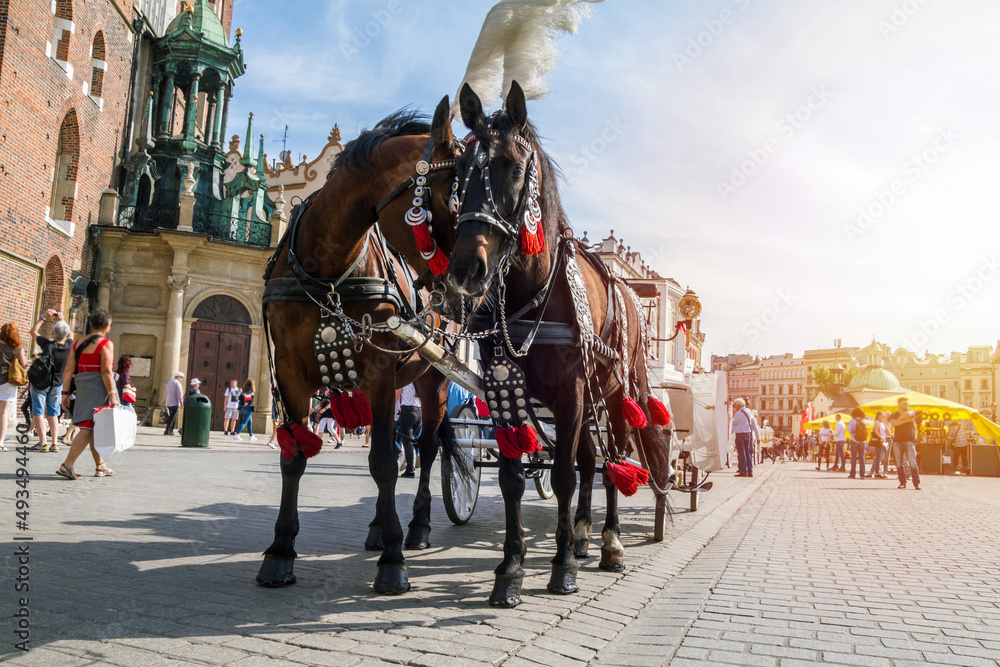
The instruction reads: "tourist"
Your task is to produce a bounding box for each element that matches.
[56,309,118,479]
[816,422,832,470]
[188,377,202,396]
[223,379,241,435]
[730,398,759,478]
[890,396,920,490]
[396,383,421,478]
[869,412,890,479]
[163,372,184,435]
[233,378,256,441]
[950,419,972,475]
[28,310,73,452]
[315,388,342,448]
[847,408,868,479]
[114,355,133,401]
[0,321,28,449]
[265,401,279,450]
[832,414,847,471]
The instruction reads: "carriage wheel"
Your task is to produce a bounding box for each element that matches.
[534,467,554,499]
[441,405,483,525]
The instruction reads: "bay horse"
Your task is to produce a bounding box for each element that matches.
[257,97,464,594]
[444,82,675,608]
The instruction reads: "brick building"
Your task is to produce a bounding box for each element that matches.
[0,0,139,338]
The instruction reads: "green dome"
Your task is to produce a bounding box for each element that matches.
[166,0,229,47]
[848,365,902,392]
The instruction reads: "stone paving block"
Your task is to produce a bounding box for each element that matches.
[820,652,892,667]
[282,648,363,666]
[228,658,304,667]
[222,635,298,657]
[164,642,254,665]
[707,648,776,666]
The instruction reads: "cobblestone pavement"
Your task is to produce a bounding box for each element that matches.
[2,437,999,666]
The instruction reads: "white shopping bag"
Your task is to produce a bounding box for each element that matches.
[93,405,138,458]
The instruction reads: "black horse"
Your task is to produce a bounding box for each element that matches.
[445,82,675,608]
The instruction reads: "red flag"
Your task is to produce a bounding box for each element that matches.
[799,403,814,435]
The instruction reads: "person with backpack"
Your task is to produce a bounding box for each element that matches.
[27,309,73,452]
[0,321,29,450]
[232,379,256,441]
[847,407,869,479]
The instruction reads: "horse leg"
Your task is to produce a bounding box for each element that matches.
[548,385,584,595]
[404,372,447,550]
[489,452,527,607]
[573,428,596,559]
[600,406,629,573]
[369,381,409,594]
[365,507,383,551]
[257,363,315,587]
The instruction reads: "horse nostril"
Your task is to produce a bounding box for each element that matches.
[471,258,487,286]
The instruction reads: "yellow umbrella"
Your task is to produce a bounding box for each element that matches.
[855,391,1000,445]
[803,413,870,430]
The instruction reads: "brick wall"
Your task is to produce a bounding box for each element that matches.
[0,1,136,339]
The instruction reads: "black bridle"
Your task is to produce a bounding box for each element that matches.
[454,122,539,274]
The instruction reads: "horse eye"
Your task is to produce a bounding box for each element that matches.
[512,165,525,178]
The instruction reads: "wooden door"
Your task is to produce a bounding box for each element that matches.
[188,321,250,431]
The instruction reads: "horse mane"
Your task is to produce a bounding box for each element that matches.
[330,108,430,177]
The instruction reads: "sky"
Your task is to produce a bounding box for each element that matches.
[227,0,1000,361]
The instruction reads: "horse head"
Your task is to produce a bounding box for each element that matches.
[448,81,551,302]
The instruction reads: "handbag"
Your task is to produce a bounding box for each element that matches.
[8,356,27,387]
[93,405,137,458]
[122,385,137,404]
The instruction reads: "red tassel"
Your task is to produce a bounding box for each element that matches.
[276,424,323,460]
[428,248,449,276]
[648,397,671,426]
[496,427,521,459]
[622,397,647,429]
[350,389,373,427]
[474,397,490,418]
[411,222,435,254]
[517,424,541,454]
[606,462,640,497]
[327,392,351,429]
[520,223,545,255]
[631,462,650,485]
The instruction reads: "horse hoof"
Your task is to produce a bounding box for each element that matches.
[547,563,580,595]
[364,525,383,552]
[404,525,431,550]
[489,571,524,608]
[373,563,410,595]
[599,554,626,573]
[573,540,591,559]
[256,555,296,587]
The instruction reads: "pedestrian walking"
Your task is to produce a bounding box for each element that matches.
[396,383,421,478]
[869,412,890,479]
[27,310,72,452]
[847,408,869,479]
[314,388,342,448]
[55,309,118,479]
[233,379,256,441]
[265,401,280,450]
[115,355,134,405]
[816,422,833,470]
[222,379,241,435]
[188,378,202,396]
[950,419,972,475]
[0,321,29,449]
[890,396,920,490]
[163,372,184,435]
[832,414,847,471]
[730,398,759,477]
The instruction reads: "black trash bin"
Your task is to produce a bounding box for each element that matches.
[181,393,212,448]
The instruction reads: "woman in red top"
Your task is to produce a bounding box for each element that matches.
[56,310,119,480]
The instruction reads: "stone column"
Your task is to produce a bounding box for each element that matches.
[158,68,175,139]
[96,269,116,312]
[269,185,288,247]
[211,88,225,149]
[160,273,190,410]
[219,91,231,146]
[183,70,202,142]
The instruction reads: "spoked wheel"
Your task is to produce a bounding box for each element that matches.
[441,404,484,525]
[533,467,553,499]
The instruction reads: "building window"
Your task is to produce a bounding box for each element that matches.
[761,385,767,396]
[964,395,973,407]
[982,395,991,408]
[47,110,79,237]
[49,0,75,79]
[797,384,803,395]
[938,385,947,398]
[982,379,990,390]
[778,399,784,410]
[87,31,106,108]
[923,385,930,395]
[778,385,783,395]
[964,379,972,390]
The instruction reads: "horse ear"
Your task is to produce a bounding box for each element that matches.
[506,80,528,131]
[431,95,455,153]
[459,83,484,131]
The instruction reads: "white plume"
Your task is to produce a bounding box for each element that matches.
[454,0,605,115]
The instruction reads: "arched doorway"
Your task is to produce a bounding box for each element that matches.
[187,295,251,431]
